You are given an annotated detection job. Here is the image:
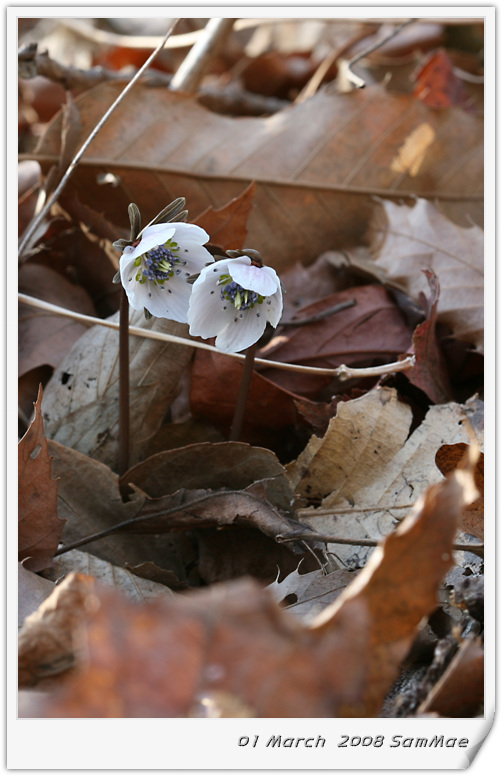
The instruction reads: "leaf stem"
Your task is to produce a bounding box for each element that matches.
[118,291,130,476]
[229,343,258,441]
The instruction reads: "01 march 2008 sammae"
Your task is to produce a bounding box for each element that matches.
[237,734,470,749]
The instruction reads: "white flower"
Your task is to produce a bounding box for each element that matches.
[119,222,212,322]
[187,255,283,353]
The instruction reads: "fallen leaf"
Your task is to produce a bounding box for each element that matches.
[119,441,291,501]
[19,263,96,378]
[18,563,55,627]
[47,549,175,604]
[48,440,194,582]
[268,567,359,622]
[194,182,256,251]
[29,82,483,270]
[259,284,413,397]
[20,576,370,717]
[418,636,484,716]
[287,388,483,568]
[365,198,483,352]
[190,349,307,444]
[311,449,479,716]
[407,269,453,403]
[18,572,96,687]
[435,443,484,541]
[42,309,195,470]
[18,386,65,572]
[413,49,470,110]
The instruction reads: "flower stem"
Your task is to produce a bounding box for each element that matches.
[118,290,130,475]
[229,343,257,442]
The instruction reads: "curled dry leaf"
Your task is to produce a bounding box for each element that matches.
[311,447,479,716]
[287,387,483,567]
[18,386,65,572]
[29,82,483,270]
[42,309,195,470]
[407,269,453,404]
[365,198,484,353]
[18,572,96,688]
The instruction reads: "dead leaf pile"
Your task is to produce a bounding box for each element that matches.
[17,16,486,720]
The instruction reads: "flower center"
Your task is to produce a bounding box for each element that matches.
[135,241,181,285]
[218,274,264,311]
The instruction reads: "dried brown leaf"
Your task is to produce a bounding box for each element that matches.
[30,83,483,271]
[18,572,96,687]
[435,443,484,541]
[18,386,65,571]
[21,576,370,717]
[418,636,484,717]
[260,284,413,397]
[42,309,194,470]
[366,198,483,352]
[287,388,483,567]
[194,181,256,251]
[312,450,479,716]
[407,270,453,404]
[19,263,96,377]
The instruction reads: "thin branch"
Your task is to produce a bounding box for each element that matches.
[53,488,301,557]
[18,42,172,90]
[170,17,237,92]
[277,531,484,559]
[342,18,417,90]
[18,293,416,379]
[18,20,179,260]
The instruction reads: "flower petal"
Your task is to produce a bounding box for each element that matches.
[125,224,176,262]
[264,289,283,327]
[188,275,235,337]
[229,260,279,297]
[143,276,191,322]
[215,310,267,353]
[120,253,143,309]
[170,222,210,245]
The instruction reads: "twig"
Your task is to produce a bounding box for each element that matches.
[53,489,301,557]
[170,18,237,92]
[280,299,356,327]
[18,42,173,90]
[118,292,130,476]
[342,18,417,90]
[18,20,179,260]
[18,293,416,379]
[277,531,484,559]
[229,343,257,441]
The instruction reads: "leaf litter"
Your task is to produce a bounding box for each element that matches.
[17,16,486,720]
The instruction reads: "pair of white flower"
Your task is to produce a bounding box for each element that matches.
[119,220,283,353]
